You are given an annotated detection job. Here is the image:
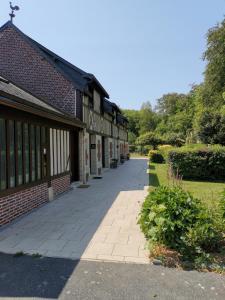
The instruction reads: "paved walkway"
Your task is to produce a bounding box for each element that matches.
[0,158,149,263]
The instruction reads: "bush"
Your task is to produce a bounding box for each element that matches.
[168,146,225,180]
[138,186,223,260]
[148,150,164,163]
[219,190,225,220]
[158,145,174,161]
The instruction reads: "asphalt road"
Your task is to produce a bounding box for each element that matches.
[0,252,224,300]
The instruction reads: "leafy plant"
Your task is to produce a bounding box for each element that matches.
[148,150,164,163]
[138,186,224,262]
[158,145,174,161]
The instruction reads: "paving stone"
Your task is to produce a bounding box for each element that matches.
[0,159,149,264]
[84,242,115,256]
[112,244,139,257]
[39,239,68,251]
[97,254,125,262]
[124,256,149,264]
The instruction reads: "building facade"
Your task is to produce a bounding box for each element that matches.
[0,21,129,226]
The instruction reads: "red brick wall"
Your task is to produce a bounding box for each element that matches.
[51,174,71,196]
[0,183,48,226]
[0,25,76,115]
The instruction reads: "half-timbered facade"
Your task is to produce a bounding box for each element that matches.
[0,21,129,226]
[0,76,85,225]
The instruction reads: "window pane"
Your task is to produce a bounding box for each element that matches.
[36,126,41,180]
[57,130,61,174]
[30,125,36,181]
[0,119,6,190]
[42,127,47,177]
[61,130,64,172]
[9,120,15,188]
[16,121,23,185]
[50,128,54,176]
[24,123,30,183]
[53,129,57,175]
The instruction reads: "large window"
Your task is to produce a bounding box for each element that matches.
[0,119,6,190]
[0,118,48,192]
[50,128,70,176]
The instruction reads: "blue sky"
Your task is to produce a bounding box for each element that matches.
[0,1,224,109]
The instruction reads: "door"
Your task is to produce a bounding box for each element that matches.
[70,130,79,182]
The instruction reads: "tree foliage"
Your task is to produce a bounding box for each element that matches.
[124,17,225,149]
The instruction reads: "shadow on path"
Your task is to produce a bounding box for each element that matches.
[0,158,149,298]
[0,252,78,298]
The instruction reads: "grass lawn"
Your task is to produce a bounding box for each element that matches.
[148,162,225,208]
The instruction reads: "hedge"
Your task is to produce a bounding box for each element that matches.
[148,150,164,163]
[168,147,225,180]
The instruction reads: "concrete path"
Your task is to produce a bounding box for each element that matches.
[0,158,149,263]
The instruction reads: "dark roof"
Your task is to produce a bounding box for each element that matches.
[0,76,85,128]
[0,21,109,98]
[117,113,128,125]
[0,76,62,114]
[103,99,114,115]
[103,98,121,114]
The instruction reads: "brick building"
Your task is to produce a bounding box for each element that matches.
[0,21,129,226]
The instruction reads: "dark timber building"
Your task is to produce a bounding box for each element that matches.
[0,21,129,226]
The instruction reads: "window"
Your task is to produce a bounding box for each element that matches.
[24,123,30,183]
[36,126,41,180]
[50,128,70,176]
[30,125,36,182]
[0,118,48,192]
[16,121,23,185]
[9,120,15,188]
[41,127,47,178]
[0,119,6,190]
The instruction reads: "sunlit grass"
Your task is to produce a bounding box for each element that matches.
[149,162,225,208]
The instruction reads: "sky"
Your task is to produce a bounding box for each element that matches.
[0,0,225,109]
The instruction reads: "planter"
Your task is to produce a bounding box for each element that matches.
[110,158,118,168]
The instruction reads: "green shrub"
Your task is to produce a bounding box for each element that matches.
[158,145,174,161]
[165,134,185,147]
[168,146,225,180]
[148,150,164,163]
[219,190,225,219]
[138,186,223,260]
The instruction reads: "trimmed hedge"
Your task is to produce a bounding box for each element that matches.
[148,150,164,163]
[168,147,225,180]
[158,145,174,161]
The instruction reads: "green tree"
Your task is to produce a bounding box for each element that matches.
[136,132,162,150]
[139,101,158,134]
[197,110,225,145]
[202,19,225,108]
[122,109,140,137]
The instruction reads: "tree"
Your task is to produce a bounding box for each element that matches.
[197,110,225,145]
[122,109,140,137]
[202,19,225,108]
[139,101,158,134]
[135,132,162,149]
[155,93,187,116]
